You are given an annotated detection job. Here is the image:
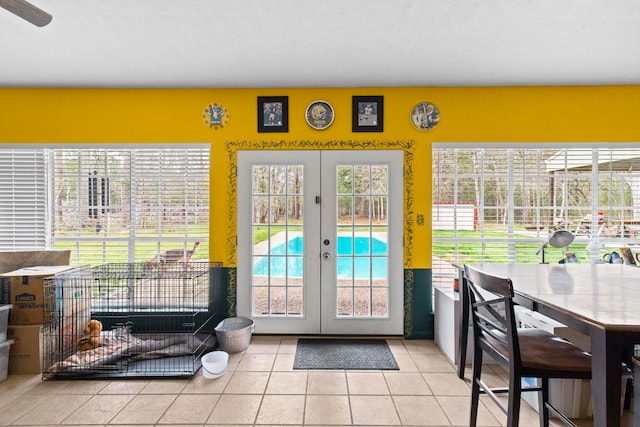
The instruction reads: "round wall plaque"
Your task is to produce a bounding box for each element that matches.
[305,100,334,130]
[411,102,440,130]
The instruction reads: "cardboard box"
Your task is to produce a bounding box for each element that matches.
[7,324,43,374]
[8,304,92,375]
[0,266,90,325]
[0,250,71,274]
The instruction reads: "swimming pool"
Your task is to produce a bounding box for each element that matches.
[253,235,388,279]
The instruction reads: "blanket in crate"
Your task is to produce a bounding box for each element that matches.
[47,327,206,373]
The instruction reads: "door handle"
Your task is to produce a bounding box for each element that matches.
[323,252,330,259]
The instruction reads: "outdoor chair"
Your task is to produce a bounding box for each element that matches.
[463,264,592,427]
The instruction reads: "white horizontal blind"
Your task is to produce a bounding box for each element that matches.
[0,149,47,250]
[432,145,640,285]
[53,147,210,265]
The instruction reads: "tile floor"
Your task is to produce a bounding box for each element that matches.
[0,336,633,426]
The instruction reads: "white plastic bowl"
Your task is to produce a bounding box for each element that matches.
[201,351,229,379]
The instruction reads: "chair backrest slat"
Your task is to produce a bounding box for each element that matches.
[464,264,520,366]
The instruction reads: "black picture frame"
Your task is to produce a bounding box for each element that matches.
[258,96,289,132]
[352,96,383,132]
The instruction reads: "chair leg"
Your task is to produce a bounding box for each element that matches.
[469,351,483,427]
[507,371,522,427]
[539,377,550,427]
[634,359,640,427]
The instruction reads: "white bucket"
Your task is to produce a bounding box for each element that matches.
[201,351,229,379]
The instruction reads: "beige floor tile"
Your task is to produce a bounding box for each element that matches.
[105,425,155,427]
[278,336,299,353]
[304,395,352,425]
[0,394,50,426]
[3,338,626,427]
[478,371,509,389]
[13,394,92,425]
[350,395,401,425]
[183,370,231,393]
[404,339,442,355]
[481,395,545,427]
[110,394,176,424]
[207,394,262,424]
[158,393,219,424]
[307,371,348,394]
[266,371,308,394]
[384,371,432,395]
[412,353,457,372]
[393,395,451,426]
[99,379,150,394]
[224,370,270,394]
[256,394,305,424]
[225,351,243,370]
[58,379,111,394]
[245,336,282,354]
[0,374,33,393]
[5,375,69,395]
[141,378,189,394]
[391,353,419,371]
[62,393,134,425]
[385,338,409,355]
[423,372,471,395]
[346,371,389,394]
[273,353,296,371]
[437,395,501,426]
[236,353,276,371]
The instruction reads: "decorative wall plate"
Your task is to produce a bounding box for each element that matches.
[305,100,334,130]
[202,102,229,129]
[411,102,440,130]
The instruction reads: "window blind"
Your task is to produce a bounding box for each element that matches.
[0,149,47,250]
[53,147,210,265]
[0,146,209,265]
[432,145,640,285]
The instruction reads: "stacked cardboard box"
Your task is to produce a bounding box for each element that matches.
[0,260,91,375]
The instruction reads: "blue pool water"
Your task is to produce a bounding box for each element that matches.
[253,235,388,279]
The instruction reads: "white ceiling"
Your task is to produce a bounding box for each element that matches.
[2,0,640,88]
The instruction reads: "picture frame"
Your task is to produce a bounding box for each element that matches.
[410,101,440,131]
[352,96,383,132]
[258,96,289,132]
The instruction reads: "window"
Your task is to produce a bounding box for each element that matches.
[0,146,209,265]
[0,149,47,249]
[432,144,640,285]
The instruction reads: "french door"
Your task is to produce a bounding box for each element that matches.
[237,150,403,335]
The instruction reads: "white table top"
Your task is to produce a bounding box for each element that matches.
[467,263,640,329]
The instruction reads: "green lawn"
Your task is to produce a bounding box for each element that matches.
[433,228,587,264]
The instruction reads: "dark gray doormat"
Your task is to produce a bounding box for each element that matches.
[293,338,399,370]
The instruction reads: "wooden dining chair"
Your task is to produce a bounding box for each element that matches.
[463,264,592,427]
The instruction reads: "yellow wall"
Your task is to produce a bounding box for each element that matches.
[2,86,640,269]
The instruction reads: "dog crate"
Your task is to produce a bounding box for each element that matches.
[42,262,215,379]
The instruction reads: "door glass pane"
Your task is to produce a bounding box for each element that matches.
[335,163,389,318]
[251,164,304,317]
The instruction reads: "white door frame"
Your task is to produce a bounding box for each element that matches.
[237,150,403,335]
[320,150,404,335]
[237,151,321,334]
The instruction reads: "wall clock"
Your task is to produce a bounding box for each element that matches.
[202,102,229,129]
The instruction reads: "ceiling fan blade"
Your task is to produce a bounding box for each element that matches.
[0,0,52,27]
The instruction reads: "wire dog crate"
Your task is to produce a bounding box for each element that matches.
[42,262,215,379]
